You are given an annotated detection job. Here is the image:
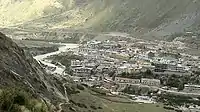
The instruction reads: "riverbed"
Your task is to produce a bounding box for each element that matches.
[34,43,79,75]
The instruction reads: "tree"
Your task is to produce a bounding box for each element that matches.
[166,74,180,88]
[177,82,184,91]
[143,69,153,78]
[122,86,136,94]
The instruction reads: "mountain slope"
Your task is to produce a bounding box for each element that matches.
[0,32,68,108]
[90,0,200,36]
[1,0,200,36]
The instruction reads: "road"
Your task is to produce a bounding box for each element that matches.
[159,88,200,97]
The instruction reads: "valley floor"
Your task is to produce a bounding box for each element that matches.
[19,40,178,112]
[65,85,173,112]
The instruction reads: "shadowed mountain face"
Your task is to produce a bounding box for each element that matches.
[0,32,68,106]
[1,0,200,36]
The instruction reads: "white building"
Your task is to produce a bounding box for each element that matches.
[87,40,102,48]
[184,84,200,93]
[117,64,137,74]
[141,78,160,87]
[72,67,93,76]
[115,77,140,84]
[79,48,90,54]
[71,60,83,67]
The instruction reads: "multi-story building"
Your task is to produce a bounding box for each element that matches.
[184,84,200,93]
[87,40,102,49]
[79,48,90,54]
[153,63,190,76]
[115,77,140,84]
[117,64,138,74]
[72,67,93,76]
[141,78,160,87]
[71,60,83,67]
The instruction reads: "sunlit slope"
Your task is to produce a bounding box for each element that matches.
[0,0,111,28]
[1,0,200,35]
[19,0,114,29]
[0,0,67,26]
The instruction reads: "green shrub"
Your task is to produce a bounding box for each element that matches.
[90,105,97,110]
[0,88,29,111]
[77,84,85,90]
[0,88,48,112]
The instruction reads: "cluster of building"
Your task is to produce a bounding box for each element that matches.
[67,36,200,95]
[115,77,160,89]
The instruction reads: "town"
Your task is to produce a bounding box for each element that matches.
[49,35,200,111]
[36,33,200,112]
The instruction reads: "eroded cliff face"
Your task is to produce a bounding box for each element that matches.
[0,32,68,107]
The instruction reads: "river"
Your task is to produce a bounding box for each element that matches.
[34,43,79,75]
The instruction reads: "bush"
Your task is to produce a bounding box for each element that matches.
[90,105,97,110]
[77,84,85,90]
[0,88,48,112]
[0,88,29,111]
[98,106,103,109]
[163,106,174,110]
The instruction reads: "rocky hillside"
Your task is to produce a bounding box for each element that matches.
[1,0,200,38]
[0,32,111,112]
[94,0,200,37]
[0,32,69,110]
